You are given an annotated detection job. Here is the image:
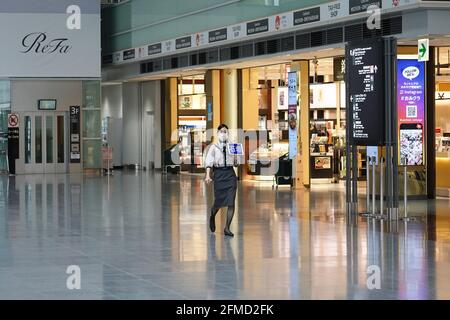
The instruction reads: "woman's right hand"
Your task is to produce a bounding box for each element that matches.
[205,175,213,184]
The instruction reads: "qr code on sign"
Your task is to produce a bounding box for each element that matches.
[406,105,417,118]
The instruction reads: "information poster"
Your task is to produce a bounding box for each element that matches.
[397,59,425,166]
[288,72,298,159]
[7,113,20,174]
[314,157,331,169]
[346,38,385,146]
[70,106,81,163]
[333,57,345,81]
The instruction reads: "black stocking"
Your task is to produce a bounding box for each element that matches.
[209,207,219,232]
[224,206,235,237]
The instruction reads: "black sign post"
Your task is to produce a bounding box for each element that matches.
[293,7,321,25]
[345,37,397,218]
[347,38,385,146]
[70,106,81,164]
[176,36,192,50]
[209,28,227,43]
[123,49,136,60]
[148,43,162,55]
[247,19,269,35]
[349,0,382,14]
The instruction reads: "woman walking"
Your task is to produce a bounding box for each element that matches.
[204,124,239,237]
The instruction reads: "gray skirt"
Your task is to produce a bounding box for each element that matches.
[213,167,237,208]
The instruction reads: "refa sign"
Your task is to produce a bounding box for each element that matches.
[21,32,72,54]
[0,0,100,78]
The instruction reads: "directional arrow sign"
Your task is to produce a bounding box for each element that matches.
[418,39,429,62]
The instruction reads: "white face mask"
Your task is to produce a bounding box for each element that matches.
[218,132,228,142]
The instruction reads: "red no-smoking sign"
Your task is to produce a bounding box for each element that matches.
[8,113,19,128]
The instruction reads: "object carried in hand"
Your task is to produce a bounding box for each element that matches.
[227,143,244,156]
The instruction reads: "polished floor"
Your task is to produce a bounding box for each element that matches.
[0,170,450,300]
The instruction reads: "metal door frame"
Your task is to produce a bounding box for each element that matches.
[22,111,68,174]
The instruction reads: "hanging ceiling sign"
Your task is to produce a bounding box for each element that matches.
[104,0,420,65]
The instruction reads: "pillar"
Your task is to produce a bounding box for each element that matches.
[426,46,436,199]
[241,68,259,130]
[205,70,221,136]
[221,69,238,133]
[291,61,310,188]
[162,77,178,151]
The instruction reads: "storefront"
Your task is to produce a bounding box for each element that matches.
[240,63,290,181]
[239,57,368,186]
[308,57,350,183]
[153,44,449,201]
[0,0,101,175]
[435,47,450,197]
[177,74,207,172]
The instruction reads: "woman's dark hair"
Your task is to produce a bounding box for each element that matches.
[217,124,228,131]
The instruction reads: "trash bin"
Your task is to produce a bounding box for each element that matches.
[273,153,293,188]
[164,144,181,174]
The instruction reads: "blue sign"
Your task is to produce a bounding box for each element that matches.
[207,102,212,121]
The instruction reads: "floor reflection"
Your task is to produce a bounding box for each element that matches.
[0,171,449,299]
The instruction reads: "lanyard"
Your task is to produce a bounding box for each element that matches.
[223,145,227,166]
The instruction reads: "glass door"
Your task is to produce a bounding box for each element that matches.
[23,112,44,174]
[23,112,68,174]
[54,112,68,173]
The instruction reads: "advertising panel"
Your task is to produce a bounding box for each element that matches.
[288,72,298,159]
[397,59,425,166]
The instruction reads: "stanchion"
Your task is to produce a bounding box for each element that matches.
[372,156,376,215]
[400,159,415,221]
[366,157,370,213]
[374,157,387,220]
[380,157,384,217]
[360,155,374,218]
[361,155,381,219]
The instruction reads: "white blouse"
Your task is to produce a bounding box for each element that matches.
[204,142,240,168]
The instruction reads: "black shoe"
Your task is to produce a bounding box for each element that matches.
[209,212,216,233]
[224,229,234,237]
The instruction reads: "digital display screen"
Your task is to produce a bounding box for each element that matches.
[38,99,57,110]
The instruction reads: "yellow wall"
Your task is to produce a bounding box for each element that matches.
[437,158,450,188]
[220,69,238,131]
[163,77,179,149]
[205,70,221,134]
[398,46,417,55]
[170,78,178,144]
